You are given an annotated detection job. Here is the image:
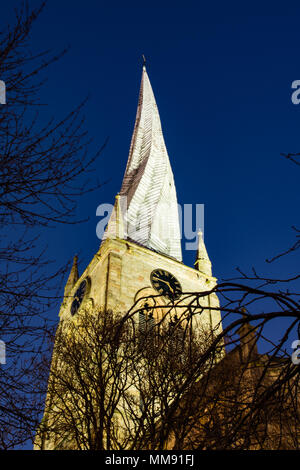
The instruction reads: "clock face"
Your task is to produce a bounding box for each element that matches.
[70,279,88,316]
[150,269,182,300]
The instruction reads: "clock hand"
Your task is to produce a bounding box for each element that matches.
[153,276,172,288]
[153,277,176,295]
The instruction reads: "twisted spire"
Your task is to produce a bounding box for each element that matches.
[117,66,182,261]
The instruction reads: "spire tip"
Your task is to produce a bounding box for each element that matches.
[142,54,146,70]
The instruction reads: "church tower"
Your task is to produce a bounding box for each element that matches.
[59,65,220,321]
[36,65,222,450]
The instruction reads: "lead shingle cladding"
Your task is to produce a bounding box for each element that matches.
[118,66,182,261]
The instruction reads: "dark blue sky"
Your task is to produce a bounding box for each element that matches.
[3,1,300,320]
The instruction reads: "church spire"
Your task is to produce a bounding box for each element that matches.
[118,65,182,261]
[194,230,212,277]
[64,255,79,297]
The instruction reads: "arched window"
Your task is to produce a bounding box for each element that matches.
[138,302,155,350]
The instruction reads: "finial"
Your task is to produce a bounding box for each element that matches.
[194,229,212,277]
[64,254,79,297]
[142,54,146,69]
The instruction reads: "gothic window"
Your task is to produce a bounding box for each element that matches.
[138,302,155,350]
[139,307,155,332]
